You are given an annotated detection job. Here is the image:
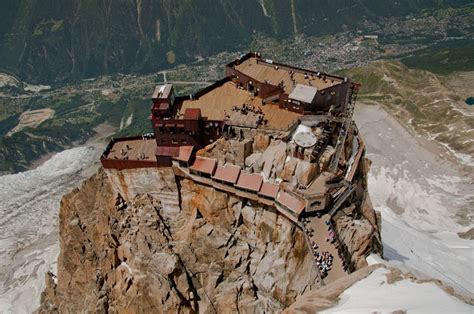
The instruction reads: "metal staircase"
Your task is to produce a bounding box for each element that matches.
[328,182,355,217]
[328,84,359,173]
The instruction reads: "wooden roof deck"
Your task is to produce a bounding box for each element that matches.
[176,81,300,130]
[107,138,157,161]
[235,58,343,94]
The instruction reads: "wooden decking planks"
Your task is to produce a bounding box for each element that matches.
[108,139,157,161]
[177,81,300,130]
[235,58,342,94]
[260,103,300,130]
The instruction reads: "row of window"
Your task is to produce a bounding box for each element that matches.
[204,122,220,128]
[159,138,189,145]
[156,127,197,136]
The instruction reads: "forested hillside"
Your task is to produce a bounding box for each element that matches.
[0,0,471,83]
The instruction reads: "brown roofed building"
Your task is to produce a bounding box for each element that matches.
[258,182,280,199]
[184,108,202,120]
[173,146,195,166]
[152,84,175,118]
[235,172,263,193]
[212,165,241,185]
[155,146,179,167]
[155,146,179,157]
[276,191,306,217]
[189,156,217,177]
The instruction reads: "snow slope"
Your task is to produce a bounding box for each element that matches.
[0,145,101,313]
[354,105,474,297]
[322,267,473,313]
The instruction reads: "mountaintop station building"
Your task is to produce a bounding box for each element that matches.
[101,52,362,223]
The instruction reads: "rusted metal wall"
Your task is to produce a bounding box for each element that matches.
[156,156,173,167]
[278,93,305,114]
[226,67,281,99]
[100,158,158,170]
[312,81,351,112]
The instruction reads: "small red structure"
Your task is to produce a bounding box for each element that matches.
[184,108,202,120]
[189,156,217,177]
[276,191,306,217]
[235,172,263,193]
[155,146,179,167]
[173,146,195,167]
[258,182,280,200]
[212,165,241,185]
[152,84,174,117]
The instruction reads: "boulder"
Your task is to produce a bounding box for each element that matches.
[253,133,271,152]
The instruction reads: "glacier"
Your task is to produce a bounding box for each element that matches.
[0,144,102,313]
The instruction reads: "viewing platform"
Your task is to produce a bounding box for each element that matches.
[175,80,301,131]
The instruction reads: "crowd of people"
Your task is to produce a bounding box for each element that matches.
[228,104,268,126]
[302,216,349,278]
[232,103,263,115]
[325,219,337,243]
[314,251,333,278]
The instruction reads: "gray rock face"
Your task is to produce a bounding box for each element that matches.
[333,192,383,270]
[245,152,263,173]
[244,140,288,180]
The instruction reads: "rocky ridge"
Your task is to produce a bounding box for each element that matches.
[37,134,384,312]
[38,169,321,312]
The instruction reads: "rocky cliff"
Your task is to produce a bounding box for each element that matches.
[37,129,384,312]
[38,168,321,312]
[333,158,383,270]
